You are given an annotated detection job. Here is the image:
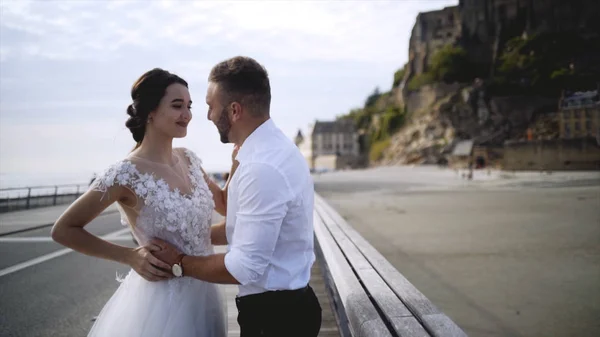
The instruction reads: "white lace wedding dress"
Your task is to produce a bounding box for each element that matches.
[88,148,227,337]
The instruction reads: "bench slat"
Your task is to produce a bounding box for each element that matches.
[316,202,430,337]
[315,194,468,337]
[421,314,470,337]
[391,317,432,337]
[312,212,392,337]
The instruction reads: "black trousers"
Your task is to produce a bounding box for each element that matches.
[235,285,322,337]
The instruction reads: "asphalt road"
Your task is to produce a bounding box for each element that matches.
[314,168,600,337]
[0,213,133,337]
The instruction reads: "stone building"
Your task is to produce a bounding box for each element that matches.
[295,128,314,169]
[310,120,361,170]
[558,89,600,140]
[312,120,359,157]
[294,130,304,147]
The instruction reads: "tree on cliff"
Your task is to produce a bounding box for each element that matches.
[392,64,407,87]
[364,87,382,108]
[429,45,471,83]
[407,45,472,90]
[495,32,600,95]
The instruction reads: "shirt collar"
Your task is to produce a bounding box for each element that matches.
[235,118,274,163]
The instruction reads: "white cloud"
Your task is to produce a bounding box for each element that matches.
[0,47,10,62]
[0,0,459,181]
[0,0,456,64]
[0,99,126,113]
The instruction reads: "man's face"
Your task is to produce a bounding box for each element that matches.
[206,82,232,144]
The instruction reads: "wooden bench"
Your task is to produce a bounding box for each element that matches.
[313,194,467,337]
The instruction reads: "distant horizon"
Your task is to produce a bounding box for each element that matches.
[0,0,458,184]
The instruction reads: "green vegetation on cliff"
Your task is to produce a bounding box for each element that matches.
[404,32,599,95]
[339,87,406,162]
[369,106,405,161]
[339,29,598,166]
[491,32,600,96]
[408,45,472,90]
[392,65,406,88]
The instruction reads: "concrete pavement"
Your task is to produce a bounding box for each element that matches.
[314,167,600,337]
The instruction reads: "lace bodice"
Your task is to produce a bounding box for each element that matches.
[93,149,215,256]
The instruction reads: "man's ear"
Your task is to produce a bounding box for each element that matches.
[230,102,243,122]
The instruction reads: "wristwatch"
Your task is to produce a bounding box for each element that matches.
[172,254,185,277]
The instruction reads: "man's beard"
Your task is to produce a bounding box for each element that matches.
[216,106,231,144]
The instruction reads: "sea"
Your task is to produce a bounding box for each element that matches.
[0,170,227,199]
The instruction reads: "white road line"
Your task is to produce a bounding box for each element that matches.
[0,237,59,242]
[0,228,131,278]
[0,236,133,243]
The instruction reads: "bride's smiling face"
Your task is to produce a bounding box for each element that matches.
[149,83,193,139]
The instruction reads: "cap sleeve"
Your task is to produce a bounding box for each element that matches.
[182,148,202,167]
[92,160,139,196]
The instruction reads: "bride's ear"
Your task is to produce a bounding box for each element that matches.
[148,110,158,124]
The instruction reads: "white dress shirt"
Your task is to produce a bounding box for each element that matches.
[224,118,315,297]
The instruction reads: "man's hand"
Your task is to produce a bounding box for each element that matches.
[149,238,239,284]
[125,244,173,282]
[149,238,183,267]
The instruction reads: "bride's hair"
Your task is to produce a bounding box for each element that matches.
[125,68,188,149]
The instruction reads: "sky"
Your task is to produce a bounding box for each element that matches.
[0,0,456,186]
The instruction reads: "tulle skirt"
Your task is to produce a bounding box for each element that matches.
[88,269,227,337]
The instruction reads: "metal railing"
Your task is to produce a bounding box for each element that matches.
[0,183,89,213]
[0,172,227,213]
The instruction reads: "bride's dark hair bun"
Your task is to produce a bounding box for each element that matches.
[125,68,188,145]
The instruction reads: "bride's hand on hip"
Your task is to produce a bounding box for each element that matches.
[126,245,173,282]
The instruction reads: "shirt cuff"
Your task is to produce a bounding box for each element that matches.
[224,248,250,285]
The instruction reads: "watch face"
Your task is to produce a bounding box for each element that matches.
[172,264,182,277]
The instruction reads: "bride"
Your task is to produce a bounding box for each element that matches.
[51,68,232,337]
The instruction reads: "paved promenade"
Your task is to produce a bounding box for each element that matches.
[315,166,600,337]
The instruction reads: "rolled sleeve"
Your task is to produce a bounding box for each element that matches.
[224,163,291,285]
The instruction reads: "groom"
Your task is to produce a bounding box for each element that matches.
[151,56,322,337]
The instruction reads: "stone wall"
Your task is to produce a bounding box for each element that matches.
[314,155,337,171]
[503,138,600,171]
[407,6,461,78]
[489,95,557,134]
[314,154,366,171]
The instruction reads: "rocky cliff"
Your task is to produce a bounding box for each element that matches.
[381,83,556,165]
[343,0,599,167]
[403,0,600,87]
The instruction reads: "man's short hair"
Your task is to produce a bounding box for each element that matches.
[209,56,271,117]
